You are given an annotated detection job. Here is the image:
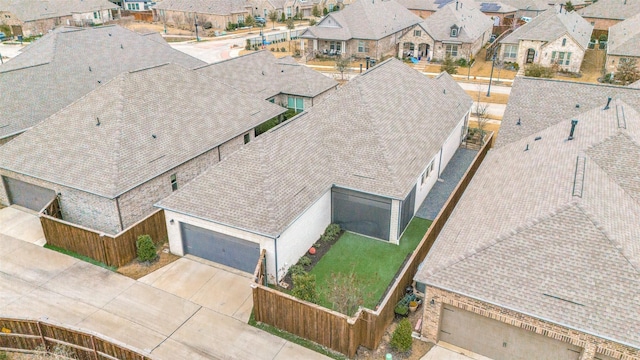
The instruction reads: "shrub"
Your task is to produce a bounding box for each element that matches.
[245,39,251,50]
[291,272,318,303]
[320,223,341,243]
[280,47,286,52]
[203,21,212,29]
[440,55,457,74]
[599,34,607,42]
[280,12,286,22]
[390,318,413,353]
[309,18,317,26]
[136,234,157,262]
[456,58,467,67]
[288,264,306,277]
[524,64,554,78]
[394,303,409,316]
[312,5,321,17]
[323,7,328,15]
[299,255,312,267]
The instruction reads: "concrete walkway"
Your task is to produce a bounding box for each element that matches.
[0,206,46,246]
[415,148,478,220]
[0,233,329,360]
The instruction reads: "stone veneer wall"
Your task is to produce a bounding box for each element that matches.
[422,286,640,360]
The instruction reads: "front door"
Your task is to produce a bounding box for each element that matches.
[526,48,535,63]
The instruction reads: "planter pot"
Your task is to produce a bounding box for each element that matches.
[409,301,418,312]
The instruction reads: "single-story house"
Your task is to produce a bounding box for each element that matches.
[195,50,338,114]
[0,0,119,37]
[414,76,640,360]
[156,58,472,276]
[605,12,640,77]
[494,0,550,17]
[0,25,204,145]
[398,0,493,61]
[152,0,252,31]
[498,6,592,73]
[578,0,640,31]
[299,0,422,60]
[396,0,516,24]
[0,64,285,234]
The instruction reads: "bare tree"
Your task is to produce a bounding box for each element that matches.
[323,266,379,316]
[268,10,278,30]
[335,56,350,80]
[474,86,491,144]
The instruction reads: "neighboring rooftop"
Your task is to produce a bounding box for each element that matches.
[631,80,640,89]
[152,0,251,15]
[607,12,640,57]
[0,64,285,198]
[157,59,472,236]
[301,0,422,41]
[416,77,640,349]
[0,25,205,140]
[417,0,493,42]
[0,0,118,22]
[492,0,549,12]
[578,0,640,20]
[396,0,516,14]
[194,51,338,100]
[500,6,592,48]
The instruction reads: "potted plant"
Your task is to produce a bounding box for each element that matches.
[409,300,419,312]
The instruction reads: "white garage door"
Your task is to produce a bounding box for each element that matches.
[439,305,582,360]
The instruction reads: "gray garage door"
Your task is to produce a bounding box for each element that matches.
[440,305,582,360]
[2,177,56,212]
[180,223,260,273]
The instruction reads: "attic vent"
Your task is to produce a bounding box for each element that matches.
[524,144,529,151]
[534,136,541,141]
[120,44,123,49]
[568,119,578,140]
[443,89,446,94]
[603,97,612,110]
[97,80,101,84]
[96,117,100,126]
[516,118,521,125]
[616,104,627,129]
[152,134,157,139]
[572,155,586,198]
[89,66,92,72]
[108,33,111,36]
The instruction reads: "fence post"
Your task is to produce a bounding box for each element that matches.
[90,335,98,360]
[36,321,46,350]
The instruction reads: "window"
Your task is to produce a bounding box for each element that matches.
[237,14,244,24]
[329,41,342,51]
[503,44,517,59]
[268,98,275,103]
[286,7,292,17]
[170,174,178,191]
[357,40,368,53]
[413,29,421,37]
[445,44,458,57]
[562,38,566,46]
[135,3,139,10]
[328,4,334,11]
[93,11,100,19]
[421,161,434,185]
[287,96,304,113]
[244,133,251,144]
[551,51,571,65]
[450,25,458,37]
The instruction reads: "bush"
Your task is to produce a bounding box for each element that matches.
[309,19,317,26]
[288,264,306,277]
[390,318,413,353]
[440,55,457,74]
[291,272,318,303]
[203,21,212,29]
[280,47,286,52]
[321,223,341,243]
[281,12,286,22]
[323,7,328,15]
[599,34,607,42]
[312,5,321,17]
[245,39,251,50]
[456,58,467,67]
[136,235,157,262]
[524,64,554,78]
[299,255,312,267]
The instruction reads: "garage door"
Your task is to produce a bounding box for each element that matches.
[2,177,56,212]
[439,305,582,360]
[180,223,260,273]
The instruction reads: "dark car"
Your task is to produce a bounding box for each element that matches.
[255,16,267,25]
[0,32,7,42]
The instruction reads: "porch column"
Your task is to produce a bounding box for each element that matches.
[313,39,317,51]
[341,40,346,54]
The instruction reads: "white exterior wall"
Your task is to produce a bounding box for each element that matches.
[515,39,545,69]
[276,189,331,280]
[163,210,276,276]
[389,199,401,244]
[539,35,584,73]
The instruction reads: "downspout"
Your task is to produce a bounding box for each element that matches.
[437,145,443,177]
[115,196,125,231]
[274,235,280,283]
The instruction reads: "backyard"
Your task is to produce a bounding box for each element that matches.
[310,218,432,313]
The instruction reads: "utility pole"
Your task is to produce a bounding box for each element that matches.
[194,14,200,41]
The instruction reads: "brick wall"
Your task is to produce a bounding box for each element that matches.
[605,54,640,75]
[422,286,640,360]
[582,17,621,32]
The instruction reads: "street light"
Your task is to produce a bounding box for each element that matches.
[486,51,496,97]
[194,14,200,42]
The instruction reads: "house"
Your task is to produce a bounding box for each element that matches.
[414,77,640,360]
[605,12,640,77]
[123,0,156,11]
[299,0,422,60]
[195,51,338,114]
[396,0,516,25]
[631,79,640,89]
[152,0,252,31]
[498,6,592,73]
[0,25,205,145]
[156,59,472,276]
[578,0,640,31]
[0,64,285,235]
[494,0,550,17]
[398,0,493,61]
[0,0,119,37]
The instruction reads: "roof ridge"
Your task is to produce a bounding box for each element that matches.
[0,61,50,74]
[111,73,127,196]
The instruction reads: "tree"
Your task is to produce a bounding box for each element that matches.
[286,17,295,30]
[390,318,413,353]
[268,10,278,29]
[312,5,321,17]
[244,14,255,27]
[474,87,491,144]
[335,56,350,80]
[323,266,379,316]
[280,12,286,22]
[323,7,328,15]
[614,58,640,85]
[564,1,575,12]
[440,55,457,74]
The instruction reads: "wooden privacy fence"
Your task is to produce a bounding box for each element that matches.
[40,209,167,267]
[0,317,152,360]
[252,133,494,358]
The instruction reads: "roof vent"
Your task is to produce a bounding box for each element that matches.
[96,117,100,126]
[152,134,157,139]
[568,119,578,140]
[524,144,529,151]
[120,44,123,49]
[604,97,612,110]
[97,80,101,84]
[516,118,521,125]
[575,104,579,108]
[89,66,92,72]
[443,89,446,94]
[535,136,541,141]
[108,33,112,36]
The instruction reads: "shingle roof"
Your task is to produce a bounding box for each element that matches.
[416,0,493,43]
[631,80,640,89]
[152,0,251,15]
[0,25,205,140]
[578,0,640,20]
[157,59,472,236]
[301,0,422,41]
[0,0,118,22]
[396,0,516,14]
[500,7,592,47]
[415,78,640,348]
[0,64,285,198]
[607,12,640,57]
[195,51,337,100]
[493,0,549,11]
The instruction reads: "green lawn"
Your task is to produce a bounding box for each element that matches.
[44,244,117,271]
[310,217,432,313]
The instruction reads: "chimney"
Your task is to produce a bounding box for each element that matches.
[604,97,612,110]
[568,119,578,140]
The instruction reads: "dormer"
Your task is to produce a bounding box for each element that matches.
[450,24,459,37]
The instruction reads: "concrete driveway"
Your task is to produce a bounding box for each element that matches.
[421,342,493,360]
[0,206,46,246]
[0,233,329,360]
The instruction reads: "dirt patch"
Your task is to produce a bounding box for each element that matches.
[117,242,179,280]
[120,21,192,36]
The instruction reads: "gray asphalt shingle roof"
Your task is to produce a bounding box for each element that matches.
[152,0,251,15]
[578,0,640,20]
[415,77,640,349]
[195,50,338,100]
[396,0,516,14]
[500,7,592,47]
[0,25,205,140]
[494,0,549,11]
[607,12,640,57]
[157,59,472,236]
[0,0,118,22]
[301,0,422,41]
[417,0,493,43]
[0,64,285,198]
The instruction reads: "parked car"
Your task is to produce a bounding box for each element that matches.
[0,32,7,42]
[255,16,267,25]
